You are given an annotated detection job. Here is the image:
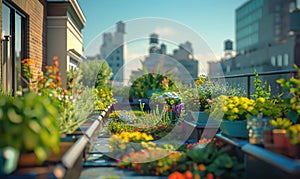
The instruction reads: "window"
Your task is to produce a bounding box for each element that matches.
[284,54,289,66]
[277,55,282,67]
[271,56,276,66]
[1,2,27,93]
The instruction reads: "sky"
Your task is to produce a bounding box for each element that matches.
[77,0,248,77]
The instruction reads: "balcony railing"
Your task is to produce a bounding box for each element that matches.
[211,69,297,98]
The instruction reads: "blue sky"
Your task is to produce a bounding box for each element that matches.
[77,0,248,79]
[78,0,247,59]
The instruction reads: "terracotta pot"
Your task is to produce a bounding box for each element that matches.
[272,129,289,155]
[263,129,273,149]
[287,136,300,159]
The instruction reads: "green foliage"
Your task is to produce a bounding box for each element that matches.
[287,124,300,144]
[251,70,271,100]
[95,61,113,88]
[129,61,176,99]
[79,59,101,87]
[276,65,300,123]
[0,85,12,97]
[269,117,293,129]
[0,93,60,162]
[175,141,244,178]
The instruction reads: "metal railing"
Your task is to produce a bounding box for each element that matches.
[211,69,296,98]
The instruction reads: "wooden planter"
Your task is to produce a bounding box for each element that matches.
[17,153,39,167]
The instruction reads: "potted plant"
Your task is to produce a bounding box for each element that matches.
[269,117,292,154]
[0,93,60,166]
[182,76,246,126]
[210,95,255,138]
[286,124,300,158]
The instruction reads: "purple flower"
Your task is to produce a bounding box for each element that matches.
[206,98,212,103]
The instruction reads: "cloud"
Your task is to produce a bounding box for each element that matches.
[154,27,177,36]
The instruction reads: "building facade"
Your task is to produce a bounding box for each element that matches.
[47,0,86,88]
[142,33,198,83]
[0,0,85,93]
[209,0,300,94]
[99,21,125,82]
[1,0,48,93]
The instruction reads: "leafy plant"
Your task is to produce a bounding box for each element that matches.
[287,124,300,144]
[21,57,95,134]
[276,64,300,123]
[129,61,176,99]
[0,93,60,162]
[95,61,113,88]
[269,118,293,129]
[251,70,271,100]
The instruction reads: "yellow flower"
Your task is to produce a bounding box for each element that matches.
[257,97,265,103]
[232,108,239,113]
[227,104,234,109]
[223,107,228,112]
[241,103,248,109]
[247,106,254,112]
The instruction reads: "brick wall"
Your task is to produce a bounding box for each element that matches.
[1,0,47,80]
[0,0,2,83]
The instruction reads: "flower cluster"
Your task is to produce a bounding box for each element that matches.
[21,57,94,134]
[181,76,246,112]
[115,138,243,178]
[163,92,181,106]
[210,95,255,121]
[94,87,115,111]
[109,131,156,159]
[113,131,154,142]
[118,150,182,176]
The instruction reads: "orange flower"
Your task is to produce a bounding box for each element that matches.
[168,171,185,179]
[206,173,214,179]
[198,164,205,172]
[184,171,193,179]
[53,56,59,67]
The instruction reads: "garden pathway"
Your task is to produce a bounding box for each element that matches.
[79,121,167,179]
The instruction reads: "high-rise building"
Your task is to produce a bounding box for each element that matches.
[209,0,300,94]
[100,21,125,82]
[141,33,198,83]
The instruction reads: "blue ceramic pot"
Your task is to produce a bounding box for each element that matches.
[220,120,248,138]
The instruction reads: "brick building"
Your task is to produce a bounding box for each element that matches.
[0,0,85,93]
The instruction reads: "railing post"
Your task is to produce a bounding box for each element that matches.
[247,75,251,98]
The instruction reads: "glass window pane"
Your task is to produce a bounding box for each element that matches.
[2,4,11,36]
[15,13,22,89]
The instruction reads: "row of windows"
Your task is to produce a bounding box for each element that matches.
[237,33,259,52]
[108,63,121,68]
[236,8,262,30]
[270,54,289,67]
[236,0,263,21]
[108,56,121,61]
[236,22,259,40]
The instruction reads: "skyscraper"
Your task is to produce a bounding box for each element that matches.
[100,21,125,82]
[209,0,300,95]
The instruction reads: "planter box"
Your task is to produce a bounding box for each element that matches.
[220,120,248,138]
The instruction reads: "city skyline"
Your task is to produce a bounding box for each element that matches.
[77,0,247,61]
